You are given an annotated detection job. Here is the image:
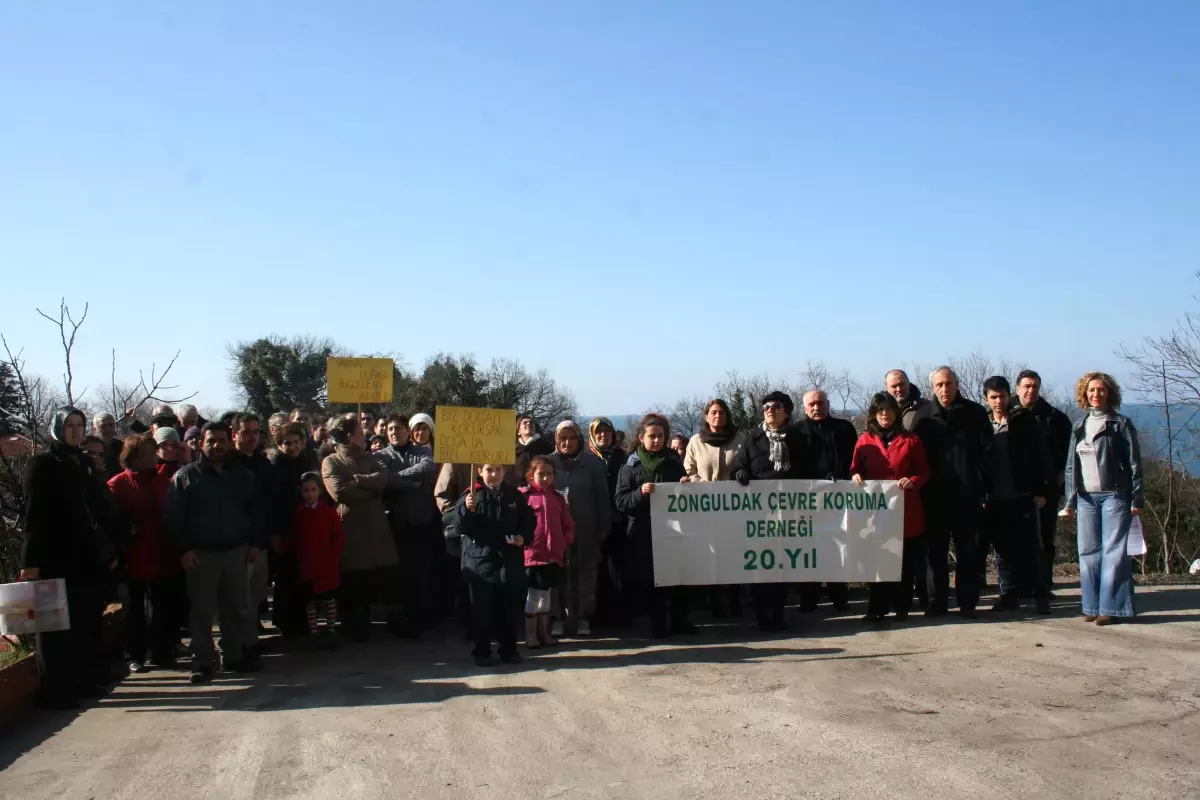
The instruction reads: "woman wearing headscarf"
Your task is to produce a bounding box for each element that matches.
[588,417,629,626]
[20,407,120,708]
[547,420,613,637]
[730,391,821,632]
[684,399,746,618]
[1063,372,1142,625]
[507,415,554,488]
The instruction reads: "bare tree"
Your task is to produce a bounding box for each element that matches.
[105,348,197,423]
[666,395,706,438]
[35,299,89,405]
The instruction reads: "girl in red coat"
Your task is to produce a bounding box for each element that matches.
[107,434,180,671]
[295,472,346,649]
[850,392,931,622]
[519,456,575,647]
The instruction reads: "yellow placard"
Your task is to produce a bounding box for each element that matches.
[433,406,517,465]
[326,357,394,404]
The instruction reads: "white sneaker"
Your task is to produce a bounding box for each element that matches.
[550,620,565,638]
[576,619,591,637]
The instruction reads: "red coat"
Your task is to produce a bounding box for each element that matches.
[519,485,576,567]
[107,465,180,580]
[294,502,346,594]
[849,431,930,538]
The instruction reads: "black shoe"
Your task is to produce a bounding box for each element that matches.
[473,654,495,667]
[833,601,851,613]
[799,601,818,614]
[241,643,262,661]
[925,605,947,618]
[190,666,213,685]
[150,654,177,669]
[959,607,978,619]
[991,595,1020,612]
[893,610,910,621]
[225,659,263,674]
[127,660,151,674]
[1035,596,1053,615]
[499,651,522,665]
[670,620,698,635]
[651,622,670,639]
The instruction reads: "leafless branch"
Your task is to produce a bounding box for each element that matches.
[35,298,88,405]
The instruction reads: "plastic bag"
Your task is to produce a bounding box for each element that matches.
[0,578,71,634]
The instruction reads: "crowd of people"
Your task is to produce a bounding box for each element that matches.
[16,365,1143,705]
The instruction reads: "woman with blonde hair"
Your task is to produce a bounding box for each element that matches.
[1063,372,1142,625]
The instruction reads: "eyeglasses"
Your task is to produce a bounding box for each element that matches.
[763,403,785,412]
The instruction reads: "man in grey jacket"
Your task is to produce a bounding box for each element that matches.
[165,421,266,684]
[376,413,441,632]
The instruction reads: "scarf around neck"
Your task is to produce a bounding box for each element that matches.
[699,424,736,447]
[636,445,669,482]
[764,423,790,473]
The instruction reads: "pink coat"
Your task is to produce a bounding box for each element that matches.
[519,485,576,567]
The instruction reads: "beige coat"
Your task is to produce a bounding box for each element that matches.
[684,432,745,481]
[322,444,398,572]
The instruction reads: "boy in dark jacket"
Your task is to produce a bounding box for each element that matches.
[456,463,534,666]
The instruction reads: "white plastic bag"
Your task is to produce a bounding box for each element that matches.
[1127,516,1147,557]
[0,579,71,634]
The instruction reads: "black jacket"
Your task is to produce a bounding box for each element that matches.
[455,481,533,584]
[269,448,320,545]
[165,458,266,552]
[592,446,627,527]
[730,423,823,482]
[925,395,994,505]
[797,417,857,480]
[989,408,1052,501]
[1010,397,1073,496]
[1064,413,1144,510]
[614,450,687,585]
[507,436,554,488]
[21,444,118,578]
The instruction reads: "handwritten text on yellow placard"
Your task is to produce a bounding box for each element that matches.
[433,406,517,465]
[326,358,394,404]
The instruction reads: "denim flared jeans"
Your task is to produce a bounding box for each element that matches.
[1075,491,1136,617]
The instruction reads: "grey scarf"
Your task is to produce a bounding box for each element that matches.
[764,423,790,473]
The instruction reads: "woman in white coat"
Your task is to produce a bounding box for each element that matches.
[683,399,745,618]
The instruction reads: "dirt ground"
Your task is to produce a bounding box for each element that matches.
[2,583,1198,800]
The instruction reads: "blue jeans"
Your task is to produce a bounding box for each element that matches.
[1075,492,1136,617]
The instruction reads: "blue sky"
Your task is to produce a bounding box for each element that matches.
[2,1,1198,414]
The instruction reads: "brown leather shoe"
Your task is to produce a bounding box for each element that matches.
[1095,615,1115,626]
[1083,614,1098,622]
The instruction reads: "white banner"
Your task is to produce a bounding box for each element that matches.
[650,479,904,586]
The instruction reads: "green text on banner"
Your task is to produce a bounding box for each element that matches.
[649,479,904,586]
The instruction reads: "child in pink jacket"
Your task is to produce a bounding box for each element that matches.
[519,456,575,647]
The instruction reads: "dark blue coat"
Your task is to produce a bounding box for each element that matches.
[613,451,686,585]
[455,481,534,584]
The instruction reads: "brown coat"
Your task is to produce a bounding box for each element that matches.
[321,444,397,572]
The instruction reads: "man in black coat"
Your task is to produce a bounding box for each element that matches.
[983,376,1053,614]
[923,367,993,618]
[731,391,822,632]
[1011,369,1073,590]
[795,390,855,613]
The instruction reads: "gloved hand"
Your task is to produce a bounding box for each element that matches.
[735,470,751,487]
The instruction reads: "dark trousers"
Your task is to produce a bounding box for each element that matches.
[988,498,1049,599]
[868,534,927,616]
[753,583,789,628]
[125,578,181,663]
[396,521,446,630]
[707,584,743,617]
[799,582,849,611]
[271,553,308,635]
[595,525,628,625]
[649,585,691,631]
[37,577,105,703]
[1038,499,1060,589]
[339,565,402,640]
[468,580,520,658]
[926,507,981,612]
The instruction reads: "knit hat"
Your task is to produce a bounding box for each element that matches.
[154,427,181,445]
[408,413,435,435]
[555,419,581,438]
[184,426,202,442]
[760,391,794,416]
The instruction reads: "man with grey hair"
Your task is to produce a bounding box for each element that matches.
[884,370,934,434]
[92,412,123,476]
[922,366,993,618]
[177,404,203,430]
